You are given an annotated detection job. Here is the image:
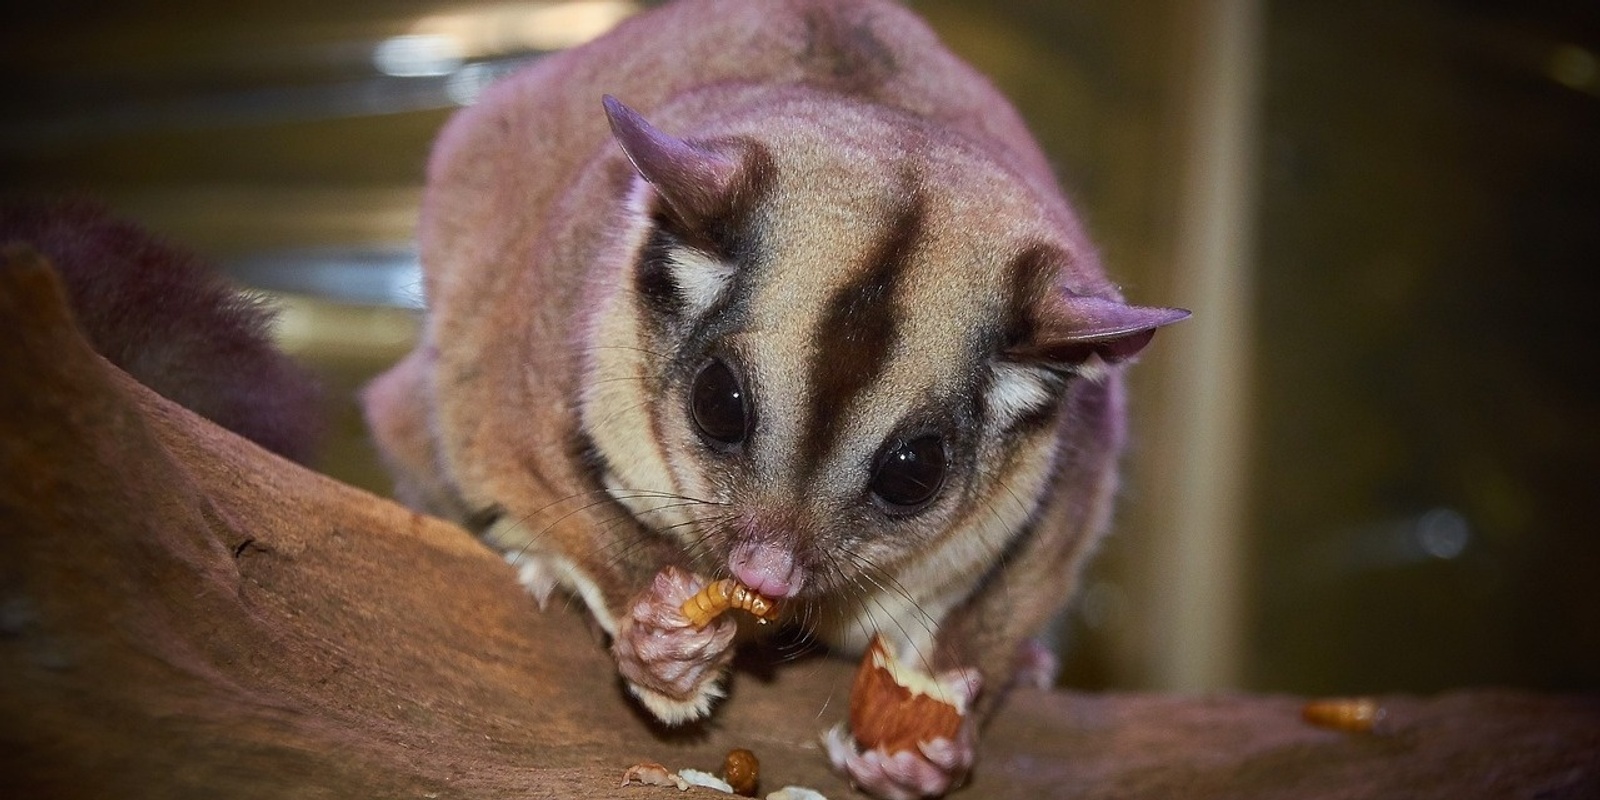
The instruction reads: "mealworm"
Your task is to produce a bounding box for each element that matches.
[1302,697,1386,733]
[680,579,779,628]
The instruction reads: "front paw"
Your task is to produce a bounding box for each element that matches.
[824,636,982,799]
[611,565,738,725]
[824,718,976,800]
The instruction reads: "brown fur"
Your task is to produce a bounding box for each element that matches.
[1,200,322,464]
[363,0,1186,781]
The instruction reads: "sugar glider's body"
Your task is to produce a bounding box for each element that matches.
[364,1,1184,796]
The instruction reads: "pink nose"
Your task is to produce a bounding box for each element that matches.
[729,541,805,598]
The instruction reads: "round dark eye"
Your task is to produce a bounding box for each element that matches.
[870,435,946,511]
[690,358,748,446]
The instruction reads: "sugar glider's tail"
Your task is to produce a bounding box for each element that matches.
[0,200,324,464]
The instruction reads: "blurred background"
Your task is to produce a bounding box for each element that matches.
[3,0,1596,696]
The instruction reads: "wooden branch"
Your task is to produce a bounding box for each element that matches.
[2,246,1595,799]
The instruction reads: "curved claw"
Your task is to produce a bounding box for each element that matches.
[916,737,972,773]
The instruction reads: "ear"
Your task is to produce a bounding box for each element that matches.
[602,95,748,228]
[1007,291,1190,367]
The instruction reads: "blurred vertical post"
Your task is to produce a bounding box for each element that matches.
[1141,0,1260,690]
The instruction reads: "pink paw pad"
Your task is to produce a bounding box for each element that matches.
[825,723,974,800]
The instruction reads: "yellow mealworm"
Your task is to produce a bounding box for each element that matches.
[1301,697,1386,733]
[680,579,780,628]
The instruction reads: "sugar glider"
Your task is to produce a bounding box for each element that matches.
[362,1,1187,797]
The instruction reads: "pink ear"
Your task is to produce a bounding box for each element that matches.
[602,95,742,224]
[1010,292,1190,365]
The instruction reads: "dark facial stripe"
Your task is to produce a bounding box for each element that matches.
[984,243,1076,432]
[465,504,505,535]
[799,190,926,474]
[633,141,775,335]
[1001,243,1058,354]
[637,225,687,317]
[658,138,775,263]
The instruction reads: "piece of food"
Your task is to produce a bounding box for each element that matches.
[620,751,760,796]
[722,747,759,796]
[680,578,780,628]
[1301,697,1387,733]
[680,768,735,793]
[848,635,966,754]
[621,761,687,790]
[764,788,828,800]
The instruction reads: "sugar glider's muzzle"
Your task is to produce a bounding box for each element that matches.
[728,539,805,599]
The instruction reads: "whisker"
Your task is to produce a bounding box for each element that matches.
[832,544,941,673]
[586,398,658,436]
[497,485,726,577]
[580,342,677,361]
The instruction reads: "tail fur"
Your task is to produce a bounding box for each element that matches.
[0,200,324,464]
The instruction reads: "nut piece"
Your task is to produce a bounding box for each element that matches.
[722,747,759,796]
[848,635,965,754]
[680,578,780,628]
[1302,697,1386,733]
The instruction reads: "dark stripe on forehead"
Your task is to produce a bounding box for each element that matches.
[799,190,926,472]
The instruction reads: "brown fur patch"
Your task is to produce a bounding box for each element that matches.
[1001,243,1059,353]
[800,190,925,473]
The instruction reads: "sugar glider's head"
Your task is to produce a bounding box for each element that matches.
[581,96,1186,608]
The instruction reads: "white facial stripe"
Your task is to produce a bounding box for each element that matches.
[986,361,1054,428]
[668,247,737,317]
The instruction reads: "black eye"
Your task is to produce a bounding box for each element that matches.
[870,435,946,512]
[690,358,749,447]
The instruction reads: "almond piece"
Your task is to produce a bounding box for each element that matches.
[848,635,965,754]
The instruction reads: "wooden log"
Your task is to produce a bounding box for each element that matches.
[2,247,1596,799]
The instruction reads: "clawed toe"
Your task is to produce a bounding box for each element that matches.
[916,737,968,772]
[823,723,971,800]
